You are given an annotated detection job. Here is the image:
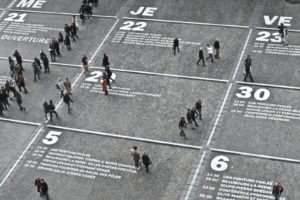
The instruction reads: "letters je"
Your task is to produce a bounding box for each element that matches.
[130,7,157,17]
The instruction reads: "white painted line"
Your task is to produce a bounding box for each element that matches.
[122,17,249,29]
[236,81,300,91]
[211,148,300,164]
[184,151,207,200]
[0,117,40,126]
[47,125,202,150]
[9,9,117,19]
[232,29,252,80]
[90,19,119,61]
[255,26,300,33]
[7,0,18,9]
[0,127,44,188]
[206,83,232,146]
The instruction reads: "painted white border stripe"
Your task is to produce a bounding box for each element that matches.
[255,26,300,33]
[0,127,44,188]
[0,117,40,126]
[47,125,202,150]
[236,81,300,90]
[9,9,117,19]
[206,83,232,146]
[232,29,253,80]
[122,17,249,29]
[184,151,207,200]
[211,148,300,164]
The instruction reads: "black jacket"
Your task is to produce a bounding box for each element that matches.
[214,41,220,49]
[199,50,204,58]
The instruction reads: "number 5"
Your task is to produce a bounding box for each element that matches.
[42,131,62,145]
[211,155,229,172]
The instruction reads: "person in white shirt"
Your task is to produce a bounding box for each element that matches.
[205,44,214,63]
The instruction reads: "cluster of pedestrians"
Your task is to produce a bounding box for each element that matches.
[178,99,202,140]
[130,146,152,173]
[79,0,98,24]
[172,38,220,67]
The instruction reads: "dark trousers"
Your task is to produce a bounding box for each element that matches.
[173,46,179,55]
[197,57,206,66]
[134,160,139,168]
[66,44,71,50]
[206,54,214,63]
[50,52,56,62]
[143,163,149,172]
[34,72,40,81]
[215,49,220,58]
[18,85,28,93]
[49,110,58,121]
[17,102,25,111]
[44,65,50,73]
[244,72,254,82]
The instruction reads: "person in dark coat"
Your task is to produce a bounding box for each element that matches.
[186,109,193,128]
[173,38,179,55]
[15,91,25,111]
[191,107,199,127]
[58,32,64,49]
[63,92,73,114]
[43,101,49,120]
[102,54,109,70]
[42,54,50,73]
[131,146,140,169]
[105,66,114,83]
[64,24,71,37]
[40,179,49,200]
[48,100,58,121]
[82,55,89,73]
[178,117,187,139]
[13,50,24,71]
[52,38,61,57]
[214,39,220,58]
[65,34,71,50]
[34,177,42,197]
[70,23,79,41]
[272,182,283,200]
[244,55,254,82]
[32,58,41,81]
[0,87,10,110]
[195,99,202,120]
[48,43,56,62]
[9,57,16,78]
[142,152,151,172]
[16,73,28,93]
[196,47,206,66]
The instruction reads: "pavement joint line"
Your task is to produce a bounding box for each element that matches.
[122,17,250,29]
[0,0,18,19]
[0,127,44,188]
[0,57,229,83]
[255,26,300,33]
[236,81,300,90]
[211,148,300,164]
[184,150,207,200]
[206,83,233,146]
[0,117,40,126]
[9,9,118,19]
[232,29,253,80]
[47,125,202,150]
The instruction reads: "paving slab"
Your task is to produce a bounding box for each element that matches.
[212,83,300,160]
[91,19,249,80]
[0,0,11,9]
[51,70,226,146]
[0,11,116,65]
[195,151,298,200]
[0,128,199,200]
[0,121,38,182]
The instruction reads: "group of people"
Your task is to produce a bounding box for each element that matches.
[34,177,49,200]
[130,146,152,173]
[79,0,98,24]
[178,99,202,140]
[172,38,220,66]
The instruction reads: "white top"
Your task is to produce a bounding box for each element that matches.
[207,46,213,54]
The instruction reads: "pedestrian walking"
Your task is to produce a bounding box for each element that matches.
[13,50,24,71]
[191,107,199,127]
[195,99,203,120]
[131,146,141,169]
[64,24,71,37]
[43,101,49,120]
[205,44,214,63]
[15,91,25,111]
[34,177,42,197]
[283,26,288,46]
[214,39,220,58]
[0,87,10,110]
[272,182,283,200]
[142,152,152,173]
[9,57,16,78]
[196,47,206,66]
[42,54,50,73]
[179,117,187,139]
[244,55,254,82]
[64,77,72,95]
[52,38,61,57]
[49,42,56,62]
[32,58,41,82]
[58,32,65,49]
[278,23,285,44]
[48,100,58,122]
[102,74,109,95]
[102,54,110,70]
[40,179,49,200]
[15,73,28,93]
[8,79,17,99]
[173,38,180,55]
[65,34,72,50]
[56,77,65,98]
[70,23,79,41]
[63,92,73,114]
[105,66,114,83]
[186,108,196,129]
[82,55,89,73]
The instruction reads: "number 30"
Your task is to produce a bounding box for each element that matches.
[236,86,270,101]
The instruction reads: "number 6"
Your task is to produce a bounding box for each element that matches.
[211,155,229,172]
[42,131,62,145]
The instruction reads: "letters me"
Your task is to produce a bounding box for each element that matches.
[16,0,46,8]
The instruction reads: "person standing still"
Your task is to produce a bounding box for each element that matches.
[272,182,284,200]
[173,38,180,55]
[179,117,187,139]
[214,39,220,58]
[142,152,152,173]
[206,44,214,63]
[197,47,206,66]
[244,55,254,82]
